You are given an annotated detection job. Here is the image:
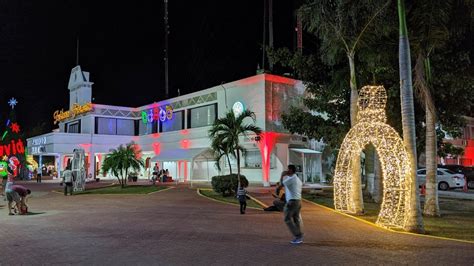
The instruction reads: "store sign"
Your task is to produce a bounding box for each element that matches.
[53,102,93,124]
[141,105,173,124]
[32,137,47,146]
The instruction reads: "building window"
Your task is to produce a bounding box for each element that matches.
[188,103,217,128]
[66,121,81,134]
[96,117,117,135]
[161,110,184,132]
[117,119,135,136]
[244,150,276,169]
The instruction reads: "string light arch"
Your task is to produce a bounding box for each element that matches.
[333,85,412,228]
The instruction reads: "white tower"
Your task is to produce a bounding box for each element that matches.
[68,65,93,109]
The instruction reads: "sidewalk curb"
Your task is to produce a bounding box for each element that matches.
[302,198,474,245]
[196,188,264,210]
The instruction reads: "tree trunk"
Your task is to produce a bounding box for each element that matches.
[348,51,364,214]
[364,145,375,199]
[348,51,358,126]
[372,153,384,203]
[227,155,233,175]
[236,150,241,189]
[423,93,440,216]
[398,0,424,233]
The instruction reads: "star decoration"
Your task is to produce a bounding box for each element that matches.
[8,98,18,109]
[10,123,20,133]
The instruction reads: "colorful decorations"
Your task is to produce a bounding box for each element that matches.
[141,105,173,124]
[10,122,20,133]
[8,156,20,176]
[53,102,93,124]
[8,98,18,109]
[333,85,412,229]
[0,161,8,178]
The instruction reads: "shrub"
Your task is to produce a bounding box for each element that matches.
[211,174,249,197]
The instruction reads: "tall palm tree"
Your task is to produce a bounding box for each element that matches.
[102,142,144,188]
[209,109,262,186]
[397,0,424,233]
[412,0,453,217]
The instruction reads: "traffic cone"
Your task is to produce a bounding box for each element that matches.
[420,184,426,196]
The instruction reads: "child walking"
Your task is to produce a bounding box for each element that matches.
[237,185,247,214]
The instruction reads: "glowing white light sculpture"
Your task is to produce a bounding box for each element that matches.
[334,85,412,228]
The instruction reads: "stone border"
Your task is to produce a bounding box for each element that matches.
[197,188,266,210]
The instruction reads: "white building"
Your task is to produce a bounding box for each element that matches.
[27,66,323,185]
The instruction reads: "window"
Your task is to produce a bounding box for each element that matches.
[244,150,276,168]
[96,117,117,135]
[117,119,135,136]
[66,121,81,133]
[139,120,158,135]
[161,111,184,132]
[437,170,444,175]
[417,170,426,175]
[188,103,217,128]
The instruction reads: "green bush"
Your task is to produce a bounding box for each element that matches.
[211,174,249,197]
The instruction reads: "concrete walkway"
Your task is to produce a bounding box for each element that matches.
[0,184,472,265]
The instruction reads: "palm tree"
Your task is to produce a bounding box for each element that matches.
[299,0,391,215]
[102,142,144,188]
[397,0,424,233]
[411,0,454,217]
[209,109,262,187]
[211,137,234,175]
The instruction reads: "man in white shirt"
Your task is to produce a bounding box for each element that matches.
[282,164,303,244]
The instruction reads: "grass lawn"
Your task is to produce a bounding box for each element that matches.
[199,189,263,209]
[304,191,474,242]
[73,185,168,195]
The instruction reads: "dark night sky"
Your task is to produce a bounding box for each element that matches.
[0,1,297,135]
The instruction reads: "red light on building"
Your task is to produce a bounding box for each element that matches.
[152,142,161,155]
[79,143,92,152]
[152,133,161,139]
[180,139,190,149]
[180,129,189,135]
[257,132,278,183]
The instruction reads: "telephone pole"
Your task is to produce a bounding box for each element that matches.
[164,0,170,99]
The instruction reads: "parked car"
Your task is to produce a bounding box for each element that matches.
[438,164,474,189]
[416,168,465,191]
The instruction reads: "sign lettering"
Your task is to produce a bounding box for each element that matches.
[141,105,173,124]
[53,102,93,124]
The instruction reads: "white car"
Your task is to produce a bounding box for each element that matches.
[416,168,465,191]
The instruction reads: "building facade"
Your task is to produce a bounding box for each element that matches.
[27,66,323,185]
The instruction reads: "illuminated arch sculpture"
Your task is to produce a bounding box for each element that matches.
[334,85,412,228]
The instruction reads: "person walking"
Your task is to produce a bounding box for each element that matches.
[282,165,304,244]
[236,185,248,214]
[62,164,74,196]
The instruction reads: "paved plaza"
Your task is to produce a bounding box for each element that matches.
[0,182,473,265]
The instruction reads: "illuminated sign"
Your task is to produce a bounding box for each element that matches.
[141,105,173,124]
[53,102,93,124]
[0,139,25,157]
[232,101,245,117]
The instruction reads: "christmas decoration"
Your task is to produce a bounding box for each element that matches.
[0,161,8,178]
[10,122,20,133]
[8,98,18,109]
[333,85,412,229]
